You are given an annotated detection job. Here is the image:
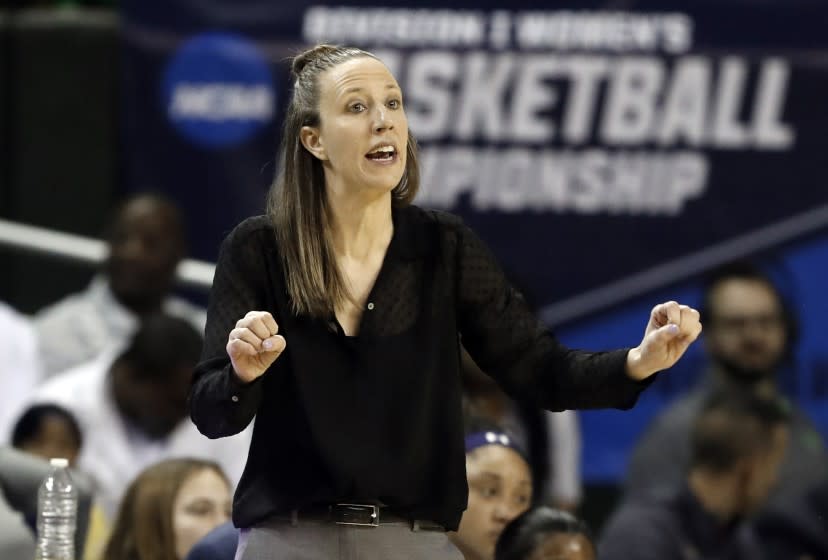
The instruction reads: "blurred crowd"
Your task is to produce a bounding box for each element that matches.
[1,192,826,559]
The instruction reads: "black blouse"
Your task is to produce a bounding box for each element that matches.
[189,205,651,531]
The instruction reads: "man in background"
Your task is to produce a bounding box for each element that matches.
[625,261,827,511]
[600,390,790,559]
[29,314,250,518]
[34,193,206,376]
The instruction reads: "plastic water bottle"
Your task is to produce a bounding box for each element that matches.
[35,458,77,560]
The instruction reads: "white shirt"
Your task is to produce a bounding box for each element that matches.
[30,354,252,519]
[34,276,207,377]
[0,303,43,443]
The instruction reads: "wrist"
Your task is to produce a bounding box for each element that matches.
[625,347,650,381]
[230,364,257,385]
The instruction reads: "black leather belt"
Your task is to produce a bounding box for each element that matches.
[274,503,445,532]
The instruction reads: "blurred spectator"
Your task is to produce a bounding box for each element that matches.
[449,420,534,560]
[11,404,82,467]
[462,347,582,510]
[0,446,94,558]
[626,261,827,509]
[495,507,595,560]
[600,390,790,560]
[28,313,250,518]
[0,302,43,442]
[10,404,109,560]
[185,521,237,560]
[34,193,206,377]
[102,458,231,560]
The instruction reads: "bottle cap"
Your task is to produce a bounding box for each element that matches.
[49,458,69,468]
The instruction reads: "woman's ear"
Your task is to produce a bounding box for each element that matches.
[300,126,327,161]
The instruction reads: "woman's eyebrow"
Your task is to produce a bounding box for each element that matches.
[476,471,502,480]
[342,83,400,95]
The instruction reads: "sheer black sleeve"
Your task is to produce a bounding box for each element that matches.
[189,218,273,438]
[454,220,650,411]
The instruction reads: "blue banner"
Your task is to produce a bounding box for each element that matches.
[122,0,828,481]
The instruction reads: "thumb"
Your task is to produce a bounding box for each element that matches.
[261,334,286,354]
[651,323,680,344]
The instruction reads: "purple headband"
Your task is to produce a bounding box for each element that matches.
[464,430,522,455]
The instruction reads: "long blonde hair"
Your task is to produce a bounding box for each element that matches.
[267,44,420,318]
[101,458,229,560]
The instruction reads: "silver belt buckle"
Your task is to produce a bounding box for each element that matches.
[332,503,380,527]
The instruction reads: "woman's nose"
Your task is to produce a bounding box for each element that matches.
[492,501,512,523]
[373,106,393,133]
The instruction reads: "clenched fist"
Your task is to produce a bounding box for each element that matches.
[626,301,702,381]
[226,311,286,383]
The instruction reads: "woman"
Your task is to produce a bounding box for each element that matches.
[101,458,231,560]
[495,507,595,560]
[449,426,533,560]
[461,347,581,511]
[189,44,702,560]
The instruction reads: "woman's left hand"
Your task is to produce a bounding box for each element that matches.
[626,301,703,381]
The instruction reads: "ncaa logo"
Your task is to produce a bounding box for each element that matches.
[163,32,275,148]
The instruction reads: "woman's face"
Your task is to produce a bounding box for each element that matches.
[450,445,532,560]
[527,533,596,560]
[171,468,232,560]
[302,56,408,199]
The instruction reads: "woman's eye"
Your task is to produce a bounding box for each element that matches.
[480,486,498,498]
[387,99,400,109]
[187,505,211,515]
[186,501,213,515]
[350,103,366,113]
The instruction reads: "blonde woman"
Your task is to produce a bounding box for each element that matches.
[102,458,231,560]
[189,43,702,560]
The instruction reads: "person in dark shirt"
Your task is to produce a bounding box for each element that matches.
[188,43,703,560]
[599,390,790,560]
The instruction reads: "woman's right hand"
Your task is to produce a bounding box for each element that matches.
[226,311,286,383]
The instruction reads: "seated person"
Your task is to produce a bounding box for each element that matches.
[495,507,595,560]
[449,420,534,560]
[600,390,790,560]
[626,262,827,511]
[102,458,232,560]
[11,404,82,467]
[28,313,251,518]
[0,446,93,559]
[10,404,108,560]
[185,521,238,560]
[34,193,206,376]
[462,348,582,510]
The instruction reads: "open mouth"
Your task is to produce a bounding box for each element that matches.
[365,144,397,163]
